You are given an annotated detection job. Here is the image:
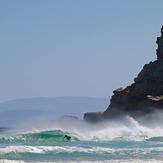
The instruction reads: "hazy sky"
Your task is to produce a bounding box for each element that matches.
[0,0,162,101]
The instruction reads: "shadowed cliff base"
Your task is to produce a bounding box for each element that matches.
[84,26,163,122]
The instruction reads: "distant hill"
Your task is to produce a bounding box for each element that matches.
[0,97,108,127]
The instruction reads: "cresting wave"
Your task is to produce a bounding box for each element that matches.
[53,114,163,141]
[1,129,163,145]
[1,115,163,161]
[0,130,79,146]
[23,114,163,141]
[2,115,163,143]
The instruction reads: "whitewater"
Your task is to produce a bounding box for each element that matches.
[1,114,163,162]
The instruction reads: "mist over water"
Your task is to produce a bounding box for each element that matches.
[2,110,163,162]
[15,109,163,141]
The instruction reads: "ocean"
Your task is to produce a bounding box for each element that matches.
[1,115,163,163]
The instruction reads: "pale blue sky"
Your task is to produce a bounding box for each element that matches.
[0,0,162,101]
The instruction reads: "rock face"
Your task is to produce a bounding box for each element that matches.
[84,26,163,122]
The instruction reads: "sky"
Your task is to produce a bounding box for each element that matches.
[0,0,163,101]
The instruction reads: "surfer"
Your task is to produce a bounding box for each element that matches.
[64,135,71,141]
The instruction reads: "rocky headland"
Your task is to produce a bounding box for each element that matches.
[84,26,163,122]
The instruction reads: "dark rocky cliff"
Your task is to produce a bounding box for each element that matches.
[84,26,163,122]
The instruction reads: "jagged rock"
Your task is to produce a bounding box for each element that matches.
[84,26,163,122]
[156,26,163,60]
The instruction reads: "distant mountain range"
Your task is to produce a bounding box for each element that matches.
[0,97,109,127]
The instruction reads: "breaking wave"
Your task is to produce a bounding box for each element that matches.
[2,115,163,143]
[1,114,163,161]
[0,130,79,146]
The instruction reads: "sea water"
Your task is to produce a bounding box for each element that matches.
[1,115,163,163]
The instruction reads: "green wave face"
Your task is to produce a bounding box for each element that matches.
[23,130,67,145]
[0,130,79,146]
[25,130,67,140]
[146,136,163,142]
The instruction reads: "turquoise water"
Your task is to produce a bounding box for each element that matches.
[1,117,163,163]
